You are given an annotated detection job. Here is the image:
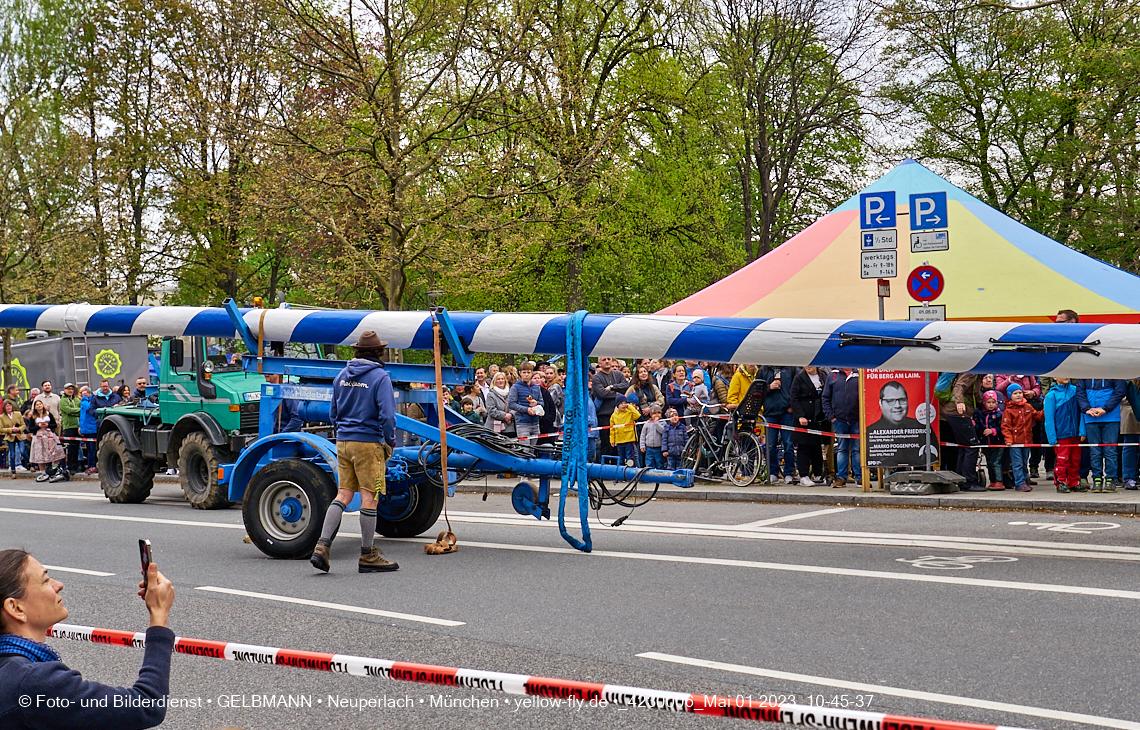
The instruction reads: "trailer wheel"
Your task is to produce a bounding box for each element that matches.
[178,432,233,510]
[243,459,335,559]
[98,432,154,503]
[376,482,444,538]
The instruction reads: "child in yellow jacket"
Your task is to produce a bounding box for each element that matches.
[609,394,639,466]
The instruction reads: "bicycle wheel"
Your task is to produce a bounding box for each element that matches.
[680,433,703,475]
[724,431,764,486]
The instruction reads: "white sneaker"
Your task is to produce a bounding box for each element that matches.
[784,475,795,485]
[798,477,815,486]
[768,474,780,484]
[15,465,28,472]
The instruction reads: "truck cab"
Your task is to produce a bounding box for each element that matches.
[96,336,266,509]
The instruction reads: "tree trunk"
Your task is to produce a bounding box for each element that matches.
[738,137,754,261]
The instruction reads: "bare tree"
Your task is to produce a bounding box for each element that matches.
[706,0,873,259]
[267,0,527,311]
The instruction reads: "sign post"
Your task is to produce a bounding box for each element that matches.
[861,191,898,319]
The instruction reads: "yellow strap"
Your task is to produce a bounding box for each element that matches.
[257,310,268,374]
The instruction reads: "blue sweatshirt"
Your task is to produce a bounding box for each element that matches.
[507,380,542,425]
[329,358,396,445]
[1044,382,1085,442]
[1075,379,1127,423]
[0,626,174,730]
[275,398,303,434]
[78,395,98,434]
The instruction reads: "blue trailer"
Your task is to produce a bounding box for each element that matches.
[216,303,695,558]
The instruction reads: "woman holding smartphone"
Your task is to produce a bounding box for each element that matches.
[0,548,176,729]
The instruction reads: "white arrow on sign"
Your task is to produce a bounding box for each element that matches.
[875,214,890,224]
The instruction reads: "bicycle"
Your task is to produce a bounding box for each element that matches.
[679,379,767,486]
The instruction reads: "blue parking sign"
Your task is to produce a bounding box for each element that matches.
[860,191,896,230]
[909,192,947,231]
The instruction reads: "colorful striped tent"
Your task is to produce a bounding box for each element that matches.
[661,159,1140,323]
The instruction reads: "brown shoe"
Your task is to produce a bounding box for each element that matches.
[831,478,847,488]
[359,547,399,573]
[310,542,331,573]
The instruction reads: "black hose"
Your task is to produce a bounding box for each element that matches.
[587,467,658,527]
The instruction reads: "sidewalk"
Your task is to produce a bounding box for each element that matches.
[453,475,1140,515]
[9,471,1138,515]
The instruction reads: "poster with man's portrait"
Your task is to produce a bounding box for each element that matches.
[863,370,939,468]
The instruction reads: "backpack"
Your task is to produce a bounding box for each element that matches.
[934,372,956,403]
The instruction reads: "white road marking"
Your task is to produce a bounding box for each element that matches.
[1008,520,1120,534]
[636,652,1140,730]
[433,512,1140,561]
[0,489,105,501]
[0,507,244,530]
[43,565,115,577]
[194,586,465,627]
[736,507,851,528]
[4,504,1139,569]
[3,504,1139,600]
[383,538,1140,601]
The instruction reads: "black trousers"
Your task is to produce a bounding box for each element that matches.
[62,428,81,471]
[946,415,979,484]
[795,439,824,479]
[597,413,614,457]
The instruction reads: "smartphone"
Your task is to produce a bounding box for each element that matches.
[139,539,152,595]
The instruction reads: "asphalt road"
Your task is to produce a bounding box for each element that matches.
[2,481,1138,730]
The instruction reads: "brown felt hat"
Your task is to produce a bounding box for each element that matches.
[351,330,388,350]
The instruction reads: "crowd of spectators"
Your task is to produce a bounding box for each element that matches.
[0,377,141,482]
[438,312,1138,494]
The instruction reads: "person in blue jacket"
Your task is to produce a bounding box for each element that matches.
[312,331,399,574]
[1044,377,1086,493]
[78,386,99,473]
[0,549,175,730]
[1075,378,1127,491]
[264,374,303,433]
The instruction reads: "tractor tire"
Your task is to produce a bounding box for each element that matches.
[242,459,335,559]
[98,432,155,504]
[178,432,233,510]
[376,482,444,538]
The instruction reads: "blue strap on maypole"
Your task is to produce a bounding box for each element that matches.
[558,310,592,553]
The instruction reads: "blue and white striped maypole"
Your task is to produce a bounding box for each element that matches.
[2,304,1138,378]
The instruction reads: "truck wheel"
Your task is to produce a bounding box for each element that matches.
[242,459,335,559]
[98,432,155,504]
[178,432,233,510]
[376,482,444,538]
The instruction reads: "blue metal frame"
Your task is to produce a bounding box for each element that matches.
[218,301,693,550]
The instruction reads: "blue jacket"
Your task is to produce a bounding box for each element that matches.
[329,358,396,445]
[759,366,795,415]
[90,388,121,415]
[1044,382,1085,442]
[973,406,1004,445]
[0,626,174,730]
[78,395,98,434]
[661,420,688,454]
[508,380,542,425]
[1075,379,1127,423]
[587,396,598,442]
[822,369,859,423]
[275,398,303,434]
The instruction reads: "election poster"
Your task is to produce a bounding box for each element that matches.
[862,370,939,468]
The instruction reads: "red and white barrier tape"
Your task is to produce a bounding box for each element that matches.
[45,622,1034,729]
[942,441,1136,449]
